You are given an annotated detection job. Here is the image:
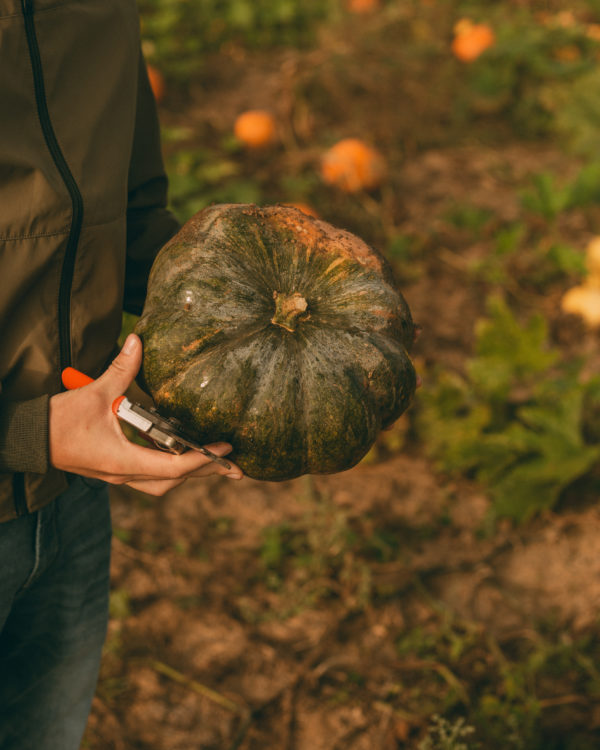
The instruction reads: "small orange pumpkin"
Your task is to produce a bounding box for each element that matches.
[234,110,277,149]
[560,236,600,328]
[321,138,386,193]
[452,20,495,63]
[561,286,600,328]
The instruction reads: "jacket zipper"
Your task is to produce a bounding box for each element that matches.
[21,0,83,374]
[19,0,84,517]
[12,474,28,518]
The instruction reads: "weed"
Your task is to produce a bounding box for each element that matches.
[387,233,418,264]
[542,67,600,157]
[520,171,571,221]
[444,203,493,235]
[494,223,525,259]
[520,162,600,222]
[113,527,133,544]
[109,589,131,621]
[418,714,477,750]
[417,296,600,522]
[545,242,587,278]
[466,222,524,285]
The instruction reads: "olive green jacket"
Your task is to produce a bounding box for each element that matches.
[0,0,180,521]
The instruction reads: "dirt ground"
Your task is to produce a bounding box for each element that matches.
[83,450,600,750]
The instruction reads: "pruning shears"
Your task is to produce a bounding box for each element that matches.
[61,367,232,470]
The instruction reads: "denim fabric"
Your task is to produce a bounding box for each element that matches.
[0,476,111,750]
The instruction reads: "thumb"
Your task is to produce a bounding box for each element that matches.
[96,333,142,396]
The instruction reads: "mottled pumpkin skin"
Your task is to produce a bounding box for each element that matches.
[135,204,417,481]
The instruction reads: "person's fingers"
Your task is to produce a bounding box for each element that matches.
[126,460,244,495]
[189,462,244,480]
[95,333,142,398]
[126,477,188,495]
[106,440,237,482]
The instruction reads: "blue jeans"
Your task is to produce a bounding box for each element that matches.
[0,476,111,750]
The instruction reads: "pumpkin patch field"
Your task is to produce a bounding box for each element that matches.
[85,2,600,748]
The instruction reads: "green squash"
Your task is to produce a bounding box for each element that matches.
[135,203,417,480]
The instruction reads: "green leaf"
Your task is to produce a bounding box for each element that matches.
[417,297,599,523]
[468,297,557,398]
[520,172,570,220]
[485,389,600,522]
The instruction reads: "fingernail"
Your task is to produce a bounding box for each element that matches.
[122,334,136,355]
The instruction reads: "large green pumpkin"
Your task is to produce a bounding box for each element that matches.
[135,203,417,480]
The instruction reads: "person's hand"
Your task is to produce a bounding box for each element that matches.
[49,334,243,495]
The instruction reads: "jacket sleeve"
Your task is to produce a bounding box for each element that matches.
[124,48,181,316]
[0,395,49,473]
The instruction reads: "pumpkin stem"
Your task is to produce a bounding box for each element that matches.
[271,291,308,332]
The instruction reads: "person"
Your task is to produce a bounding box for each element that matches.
[0,1,243,748]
